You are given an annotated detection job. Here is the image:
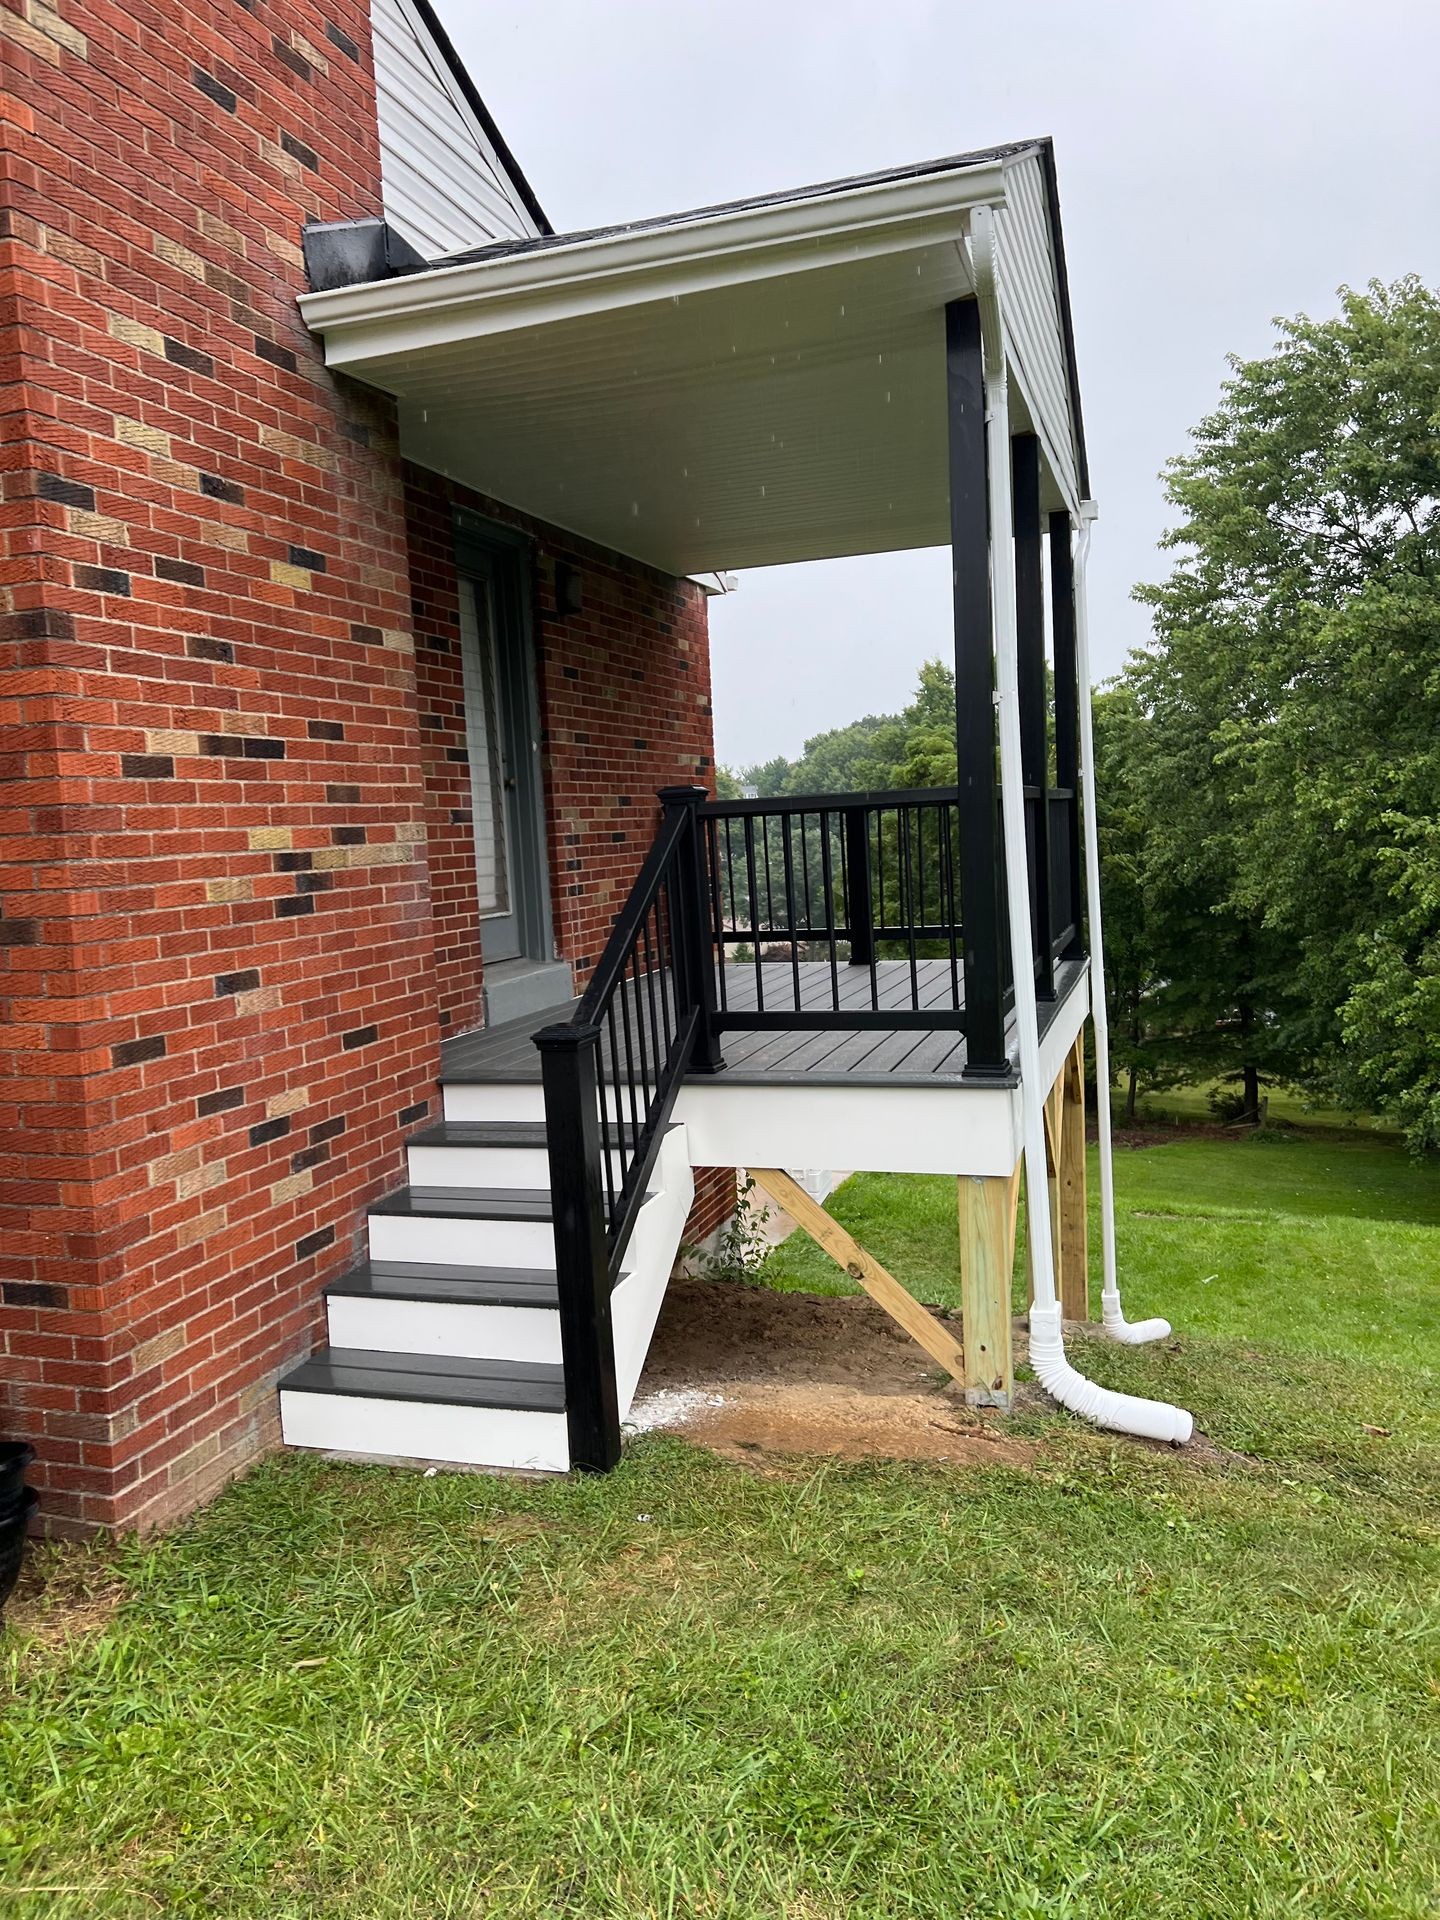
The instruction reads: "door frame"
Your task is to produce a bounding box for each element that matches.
[453,510,557,978]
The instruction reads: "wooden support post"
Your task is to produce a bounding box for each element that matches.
[1058,1032,1090,1320]
[748,1168,967,1382]
[1026,1058,1069,1313]
[1044,1068,1066,1313]
[958,1166,1019,1406]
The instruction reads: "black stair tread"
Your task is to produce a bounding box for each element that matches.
[408,1120,637,1150]
[280,1346,566,1413]
[370,1185,554,1221]
[325,1259,559,1308]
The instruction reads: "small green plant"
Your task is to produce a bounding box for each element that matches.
[686,1174,773,1284]
[1207,1083,1268,1127]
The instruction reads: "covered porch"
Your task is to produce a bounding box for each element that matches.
[288,139,1189,1476]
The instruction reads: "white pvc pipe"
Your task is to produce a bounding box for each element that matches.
[1072,510,1173,1348]
[971,209,1191,1446]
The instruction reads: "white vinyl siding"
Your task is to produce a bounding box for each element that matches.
[371,0,542,258]
[995,151,1079,513]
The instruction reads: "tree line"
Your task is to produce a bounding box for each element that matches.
[723,279,1440,1149]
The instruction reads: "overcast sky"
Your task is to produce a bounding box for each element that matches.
[440,0,1439,771]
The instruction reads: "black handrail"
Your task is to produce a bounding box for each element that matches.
[533,786,719,1472]
[535,776,1083,1470]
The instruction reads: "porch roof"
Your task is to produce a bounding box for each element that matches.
[299,140,1089,574]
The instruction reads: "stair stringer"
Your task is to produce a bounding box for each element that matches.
[610,1122,694,1423]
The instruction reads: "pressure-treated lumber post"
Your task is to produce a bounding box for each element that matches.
[1027,1060,1071,1314]
[958,1166,1018,1406]
[1058,1033,1090,1320]
[748,1168,968,1382]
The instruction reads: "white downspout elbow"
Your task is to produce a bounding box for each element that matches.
[970,210,1191,1446]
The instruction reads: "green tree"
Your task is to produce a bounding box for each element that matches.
[1092,686,1166,1119]
[1134,276,1440,1145]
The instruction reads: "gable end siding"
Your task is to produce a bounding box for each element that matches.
[995,151,1080,512]
[372,0,542,256]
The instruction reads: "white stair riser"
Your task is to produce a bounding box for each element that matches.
[327,1294,562,1365]
[407,1144,629,1191]
[367,1213,555,1267]
[280,1390,569,1472]
[441,1083,546,1124]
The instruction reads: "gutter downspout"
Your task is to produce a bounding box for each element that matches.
[1074,505,1172,1348]
[970,207,1192,1447]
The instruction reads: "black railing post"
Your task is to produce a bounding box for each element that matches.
[534,1022,621,1473]
[658,786,724,1073]
[843,803,874,967]
[946,297,1007,1075]
[1012,432,1054,1000]
[1049,510,1085,959]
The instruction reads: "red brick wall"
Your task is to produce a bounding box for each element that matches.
[404,468,735,1234]
[0,0,438,1532]
[404,467,716,1031]
[0,1,734,1533]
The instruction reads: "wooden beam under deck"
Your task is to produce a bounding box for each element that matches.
[749,1167,968,1383]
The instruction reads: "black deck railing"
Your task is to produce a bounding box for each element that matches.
[533,786,720,1471]
[536,776,1082,1470]
[701,788,967,1030]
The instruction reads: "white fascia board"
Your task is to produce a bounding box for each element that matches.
[299,162,1011,369]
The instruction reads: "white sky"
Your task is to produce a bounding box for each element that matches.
[439,0,1440,770]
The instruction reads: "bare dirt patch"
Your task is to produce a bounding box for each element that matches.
[630,1275,1037,1470]
[4,1540,127,1654]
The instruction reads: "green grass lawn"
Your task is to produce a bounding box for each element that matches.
[3,1130,1438,1918]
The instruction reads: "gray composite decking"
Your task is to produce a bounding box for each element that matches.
[441,956,1086,1089]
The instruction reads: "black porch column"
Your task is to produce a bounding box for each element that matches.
[1048,511,1085,959]
[945,297,1006,1075]
[1012,432,1054,1000]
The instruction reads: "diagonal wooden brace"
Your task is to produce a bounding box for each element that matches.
[748,1168,968,1382]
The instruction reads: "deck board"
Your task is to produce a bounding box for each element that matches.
[441,957,1085,1089]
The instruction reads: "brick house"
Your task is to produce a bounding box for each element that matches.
[2,1,1190,1531]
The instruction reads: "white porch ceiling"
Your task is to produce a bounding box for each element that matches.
[300,151,1080,575]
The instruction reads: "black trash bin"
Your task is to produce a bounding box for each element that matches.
[0,1442,34,1518]
[0,1444,36,1614]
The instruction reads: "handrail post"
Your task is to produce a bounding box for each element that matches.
[843,803,874,967]
[657,785,724,1074]
[534,1021,621,1472]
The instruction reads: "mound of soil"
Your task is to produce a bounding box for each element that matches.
[630,1275,1035,1469]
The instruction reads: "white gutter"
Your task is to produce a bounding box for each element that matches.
[971,207,1191,1447]
[299,162,1010,367]
[1073,506,1174,1350]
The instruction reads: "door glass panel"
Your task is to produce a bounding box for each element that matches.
[458,577,510,917]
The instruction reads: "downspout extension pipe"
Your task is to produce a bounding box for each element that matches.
[1073,508,1173,1350]
[970,207,1192,1447]
[1028,1301,1191,1443]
